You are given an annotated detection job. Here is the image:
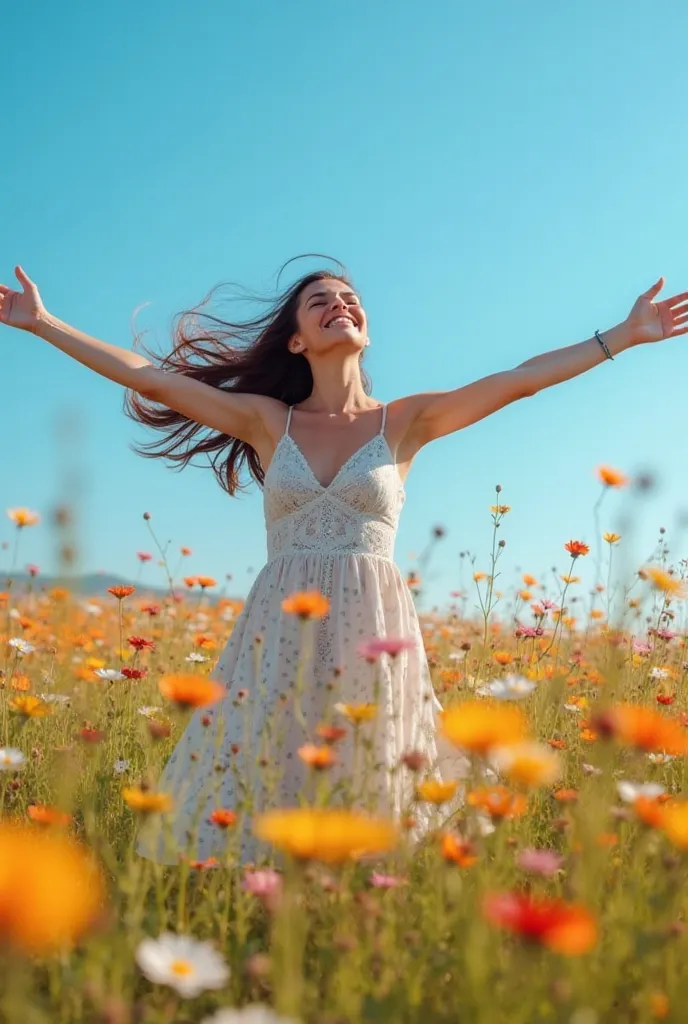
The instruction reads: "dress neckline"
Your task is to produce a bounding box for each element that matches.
[282,432,394,492]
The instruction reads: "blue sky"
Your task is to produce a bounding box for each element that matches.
[3,0,688,611]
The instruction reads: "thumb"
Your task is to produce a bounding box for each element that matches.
[14,265,36,292]
[640,276,664,300]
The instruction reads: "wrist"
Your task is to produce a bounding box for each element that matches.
[600,321,637,356]
[29,308,55,338]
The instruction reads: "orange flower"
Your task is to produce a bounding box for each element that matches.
[416,780,459,804]
[553,788,579,803]
[183,576,198,588]
[633,796,667,829]
[281,591,330,619]
[196,576,217,589]
[180,546,192,556]
[519,590,532,602]
[565,541,589,558]
[28,805,73,828]
[107,585,136,600]
[467,785,527,819]
[483,892,597,955]
[597,466,628,488]
[593,704,688,755]
[159,674,226,709]
[122,787,173,814]
[473,572,487,582]
[660,800,688,849]
[0,823,105,953]
[522,574,538,587]
[298,744,337,769]
[315,723,347,744]
[493,651,513,666]
[441,832,478,867]
[548,739,567,750]
[209,808,237,828]
[10,674,31,692]
[439,700,527,754]
[603,532,621,544]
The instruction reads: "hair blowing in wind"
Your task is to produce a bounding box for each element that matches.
[124,256,372,496]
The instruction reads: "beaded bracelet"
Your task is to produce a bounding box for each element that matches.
[594,329,614,360]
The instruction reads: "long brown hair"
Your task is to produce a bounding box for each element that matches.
[125,257,372,496]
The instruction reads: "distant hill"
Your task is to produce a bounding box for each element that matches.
[2,570,239,603]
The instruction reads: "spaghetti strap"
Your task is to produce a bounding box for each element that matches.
[284,406,294,436]
[379,404,387,435]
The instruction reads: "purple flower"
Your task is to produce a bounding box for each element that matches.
[516,848,564,877]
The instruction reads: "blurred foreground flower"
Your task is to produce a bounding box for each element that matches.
[281,591,330,619]
[200,1005,300,1024]
[642,567,686,598]
[516,848,565,877]
[467,786,527,820]
[483,891,597,955]
[439,700,527,754]
[253,808,399,864]
[0,823,105,954]
[416,779,459,804]
[135,932,230,998]
[596,466,629,488]
[122,787,174,814]
[159,674,226,709]
[593,704,688,755]
[490,742,562,788]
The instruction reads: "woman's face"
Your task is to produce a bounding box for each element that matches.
[290,278,368,357]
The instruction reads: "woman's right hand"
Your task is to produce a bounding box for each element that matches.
[0,266,46,332]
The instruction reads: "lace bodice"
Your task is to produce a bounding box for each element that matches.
[263,406,405,562]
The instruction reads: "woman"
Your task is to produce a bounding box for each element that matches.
[2,260,686,865]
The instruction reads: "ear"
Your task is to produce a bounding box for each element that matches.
[288,334,304,354]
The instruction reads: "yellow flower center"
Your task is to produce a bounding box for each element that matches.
[170,959,193,976]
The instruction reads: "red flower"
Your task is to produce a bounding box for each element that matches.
[565,541,590,559]
[136,551,153,563]
[657,694,676,706]
[108,586,136,600]
[483,892,597,955]
[141,604,161,617]
[127,636,156,651]
[122,667,148,680]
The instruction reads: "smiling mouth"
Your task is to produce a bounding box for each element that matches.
[324,315,356,329]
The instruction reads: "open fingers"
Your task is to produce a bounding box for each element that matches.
[663,290,688,309]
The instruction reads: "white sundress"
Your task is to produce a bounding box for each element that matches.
[136,403,467,866]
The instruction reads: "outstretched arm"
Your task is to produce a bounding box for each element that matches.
[402,278,688,448]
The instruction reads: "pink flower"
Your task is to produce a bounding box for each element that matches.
[357,636,416,661]
[26,564,40,577]
[516,848,564,878]
[242,868,283,911]
[136,551,153,563]
[369,871,407,888]
[632,641,653,655]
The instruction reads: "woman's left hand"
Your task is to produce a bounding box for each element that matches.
[625,277,688,345]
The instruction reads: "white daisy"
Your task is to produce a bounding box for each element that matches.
[135,933,230,998]
[617,780,665,803]
[0,748,26,770]
[564,703,583,714]
[201,1005,300,1024]
[186,652,209,663]
[581,763,603,776]
[8,638,35,656]
[650,667,670,680]
[113,759,131,774]
[95,668,126,681]
[648,752,675,765]
[138,706,162,718]
[81,602,103,616]
[476,675,536,700]
[39,693,71,706]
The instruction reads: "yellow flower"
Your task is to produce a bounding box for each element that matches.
[473,572,487,582]
[122,787,174,814]
[8,695,51,719]
[660,800,688,849]
[490,742,562,788]
[416,780,459,804]
[253,808,398,864]
[603,532,621,544]
[334,702,378,724]
[6,508,40,528]
[439,700,528,754]
[560,575,580,585]
[0,823,105,953]
[642,567,686,597]
[490,505,511,515]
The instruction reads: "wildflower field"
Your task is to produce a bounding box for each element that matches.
[3,469,688,1024]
